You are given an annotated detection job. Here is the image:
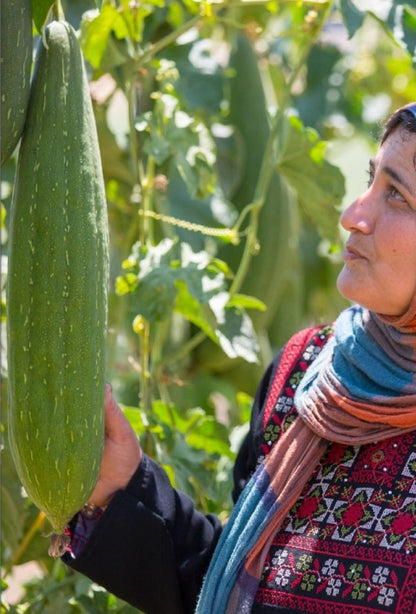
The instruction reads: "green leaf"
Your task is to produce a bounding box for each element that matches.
[141,92,217,199]
[186,416,234,458]
[117,240,259,360]
[129,240,227,324]
[165,39,226,116]
[32,0,55,33]
[137,268,179,321]
[174,280,218,341]
[122,406,147,436]
[167,166,238,252]
[227,294,266,311]
[276,113,344,243]
[80,6,126,69]
[212,298,260,363]
[402,5,416,61]
[339,0,365,39]
[143,130,172,165]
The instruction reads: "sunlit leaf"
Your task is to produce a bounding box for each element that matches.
[186,416,234,458]
[174,279,218,340]
[80,6,125,69]
[123,406,147,435]
[140,92,217,199]
[213,301,260,363]
[227,294,266,311]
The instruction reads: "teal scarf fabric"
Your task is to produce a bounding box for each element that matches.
[195,305,416,614]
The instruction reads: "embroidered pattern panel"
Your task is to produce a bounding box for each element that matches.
[254,328,416,613]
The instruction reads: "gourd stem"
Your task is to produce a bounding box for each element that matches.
[53,0,65,21]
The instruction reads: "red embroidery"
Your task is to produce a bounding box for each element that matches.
[255,328,416,613]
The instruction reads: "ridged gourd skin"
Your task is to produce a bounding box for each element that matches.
[1,0,33,165]
[7,20,109,539]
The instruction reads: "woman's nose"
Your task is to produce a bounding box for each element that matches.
[340,190,374,234]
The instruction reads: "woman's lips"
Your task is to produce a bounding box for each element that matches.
[343,244,367,262]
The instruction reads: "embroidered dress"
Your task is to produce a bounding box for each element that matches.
[252,325,416,613]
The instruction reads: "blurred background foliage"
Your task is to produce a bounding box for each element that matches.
[2,0,416,611]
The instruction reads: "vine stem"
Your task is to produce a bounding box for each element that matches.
[126,73,154,409]
[142,156,156,243]
[4,511,47,577]
[139,15,201,65]
[159,330,206,369]
[140,321,152,412]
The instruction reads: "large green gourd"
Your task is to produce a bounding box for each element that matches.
[1,0,33,165]
[7,20,109,553]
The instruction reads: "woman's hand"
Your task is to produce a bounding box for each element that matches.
[88,384,143,510]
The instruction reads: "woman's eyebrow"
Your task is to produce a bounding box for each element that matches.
[382,165,412,193]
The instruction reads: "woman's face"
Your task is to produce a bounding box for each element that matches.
[337,125,416,316]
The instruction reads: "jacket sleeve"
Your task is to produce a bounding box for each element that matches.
[232,350,281,501]
[63,353,282,614]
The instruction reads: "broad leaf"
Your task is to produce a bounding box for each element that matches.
[342,0,416,61]
[116,240,260,360]
[276,113,345,244]
[186,416,234,458]
[138,90,217,199]
[213,300,260,363]
[80,7,120,69]
[80,5,135,69]
[174,280,218,340]
[167,166,238,252]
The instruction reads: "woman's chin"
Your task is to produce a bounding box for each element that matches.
[336,266,356,303]
[336,267,368,310]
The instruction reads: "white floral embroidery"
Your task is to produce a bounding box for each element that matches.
[372,565,390,585]
[274,567,291,587]
[322,558,339,576]
[325,576,342,597]
[377,586,396,607]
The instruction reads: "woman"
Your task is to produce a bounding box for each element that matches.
[64,104,416,613]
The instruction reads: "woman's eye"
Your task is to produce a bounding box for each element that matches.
[366,169,374,188]
[389,185,408,204]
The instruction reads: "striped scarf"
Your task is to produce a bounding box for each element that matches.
[195,304,416,614]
